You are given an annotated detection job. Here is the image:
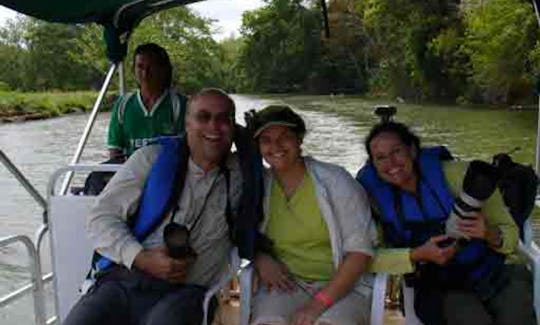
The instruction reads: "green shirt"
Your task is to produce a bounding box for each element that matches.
[266,171,334,281]
[369,160,520,274]
[107,89,186,156]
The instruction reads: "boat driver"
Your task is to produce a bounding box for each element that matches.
[107,42,187,160]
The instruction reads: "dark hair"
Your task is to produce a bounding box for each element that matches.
[364,122,421,159]
[188,88,236,116]
[133,43,172,87]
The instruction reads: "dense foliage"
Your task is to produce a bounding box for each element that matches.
[0,0,539,105]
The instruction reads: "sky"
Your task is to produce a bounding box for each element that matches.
[0,0,265,40]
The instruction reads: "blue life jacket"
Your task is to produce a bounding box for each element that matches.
[90,136,188,277]
[356,146,505,285]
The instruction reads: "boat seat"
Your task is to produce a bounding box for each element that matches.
[48,194,95,321]
[47,164,251,324]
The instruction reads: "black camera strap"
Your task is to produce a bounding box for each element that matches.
[168,160,231,235]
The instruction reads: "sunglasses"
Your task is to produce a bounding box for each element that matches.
[192,110,233,125]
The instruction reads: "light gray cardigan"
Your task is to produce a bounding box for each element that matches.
[260,156,377,296]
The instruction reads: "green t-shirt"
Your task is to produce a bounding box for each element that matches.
[266,171,334,281]
[107,89,186,156]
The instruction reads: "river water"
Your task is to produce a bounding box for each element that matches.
[0,94,538,323]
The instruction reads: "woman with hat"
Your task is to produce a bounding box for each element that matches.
[250,105,376,325]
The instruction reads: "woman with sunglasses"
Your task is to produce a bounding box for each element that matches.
[357,121,535,325]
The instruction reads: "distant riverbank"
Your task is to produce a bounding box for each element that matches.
[3,90,532,124]
[0,91,116,123]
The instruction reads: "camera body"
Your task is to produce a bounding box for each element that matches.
[164,222,197,259]
[445,160,498,239]
[374,105,397,123]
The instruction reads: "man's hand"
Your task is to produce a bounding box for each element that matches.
[133,247,194,283]
[291,299,326,325]
[410,235,457,265]
[253,253,295,293]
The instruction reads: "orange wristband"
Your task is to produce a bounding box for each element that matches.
[314,291,334,308]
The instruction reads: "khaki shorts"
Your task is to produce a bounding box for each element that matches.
[251,280,371,325]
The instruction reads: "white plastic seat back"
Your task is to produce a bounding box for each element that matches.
[48,195,95,322]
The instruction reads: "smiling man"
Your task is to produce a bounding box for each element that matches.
[65,88,243,325]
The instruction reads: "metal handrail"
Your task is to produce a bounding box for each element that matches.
[0,150,47,210]
[59,63,119,195]
[0,235,46,325]
[46,316,57,325]
[49,164,122,199]
[35,224,49,266]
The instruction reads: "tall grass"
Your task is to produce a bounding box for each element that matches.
[0,91,116,119]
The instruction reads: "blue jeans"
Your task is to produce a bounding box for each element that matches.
[64,267,216,325]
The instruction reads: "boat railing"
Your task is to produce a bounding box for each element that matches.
[1,144,123,324]
[0,149,53,324]
[0,235,47,325]
[58,63,118,196]
[0,150,47,216]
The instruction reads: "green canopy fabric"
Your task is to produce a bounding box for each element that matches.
[0,0,202,26]
[0,0,203,62]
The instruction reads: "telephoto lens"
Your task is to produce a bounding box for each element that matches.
[446,160,498,239]
[163,222,197,259]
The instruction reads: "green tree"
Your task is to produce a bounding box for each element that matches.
[239,0,321,92]
[0,17,32,90]
[133,7,223,92]
[463,0,540,104]
[216,36,246,92]
[315,0,369,93]
[0,16,101,90]
[363,0,466,101]
[70,7,225,93]
[0,8,229,92]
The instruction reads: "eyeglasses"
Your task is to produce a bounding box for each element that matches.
[192,110,233,125]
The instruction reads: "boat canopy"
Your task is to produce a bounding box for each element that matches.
[0,0,203,62]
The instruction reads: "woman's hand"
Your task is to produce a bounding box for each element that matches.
[253,253,295,292]
[457,212,487,239]
[410,235,457,265]
[291,299,326,325]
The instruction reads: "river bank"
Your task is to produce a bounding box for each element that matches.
[0,91,115,123]
[2,91,535,124]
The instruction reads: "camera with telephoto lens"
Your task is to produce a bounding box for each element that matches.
[445,160,499,240]
[163,222,197,259]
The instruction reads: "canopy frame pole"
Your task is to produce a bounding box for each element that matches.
[60,63,118,195]
[0,150,47,210]
[119,61,125,95]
